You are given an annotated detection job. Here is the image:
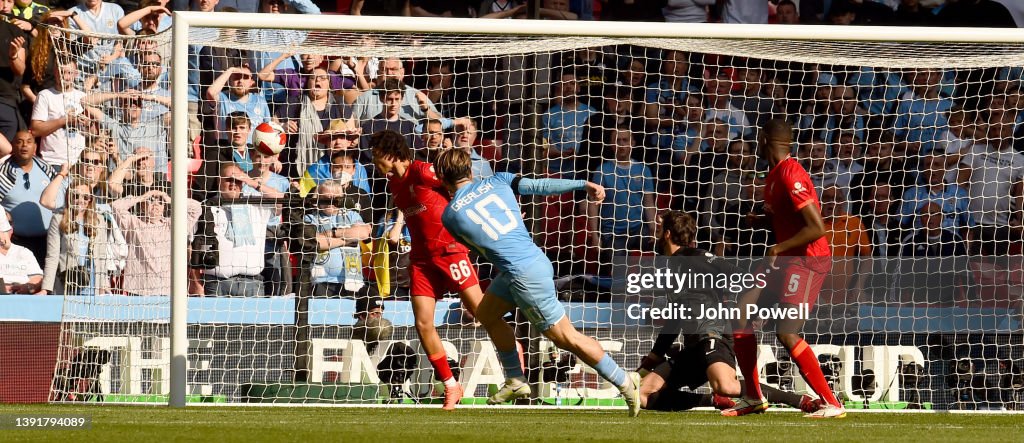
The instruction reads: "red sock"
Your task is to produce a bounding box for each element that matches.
[733,331,763,399]
[788,339,841,408]
[428,352,454,382]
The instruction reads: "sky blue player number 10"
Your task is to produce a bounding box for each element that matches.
[464,194,518,241]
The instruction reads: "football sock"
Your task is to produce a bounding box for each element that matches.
[733,330,763,399]
[497,350,526,380]
[428,352,457,387]
[650,390,711,411]
[758,383,803,408]
[593,354,627,387]
[788,338,842,408]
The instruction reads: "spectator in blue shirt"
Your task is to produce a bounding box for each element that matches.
[302,179,371,297]
[894,68,953,154]
[644,49,690,133]
[0,131,58,266]
[587,126,656,255]
[206,64,271,141]
[542,69,595,177]
[248,0,321,104]
[901,152,973,231]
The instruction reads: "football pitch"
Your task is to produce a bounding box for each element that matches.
[2,405,1022,442]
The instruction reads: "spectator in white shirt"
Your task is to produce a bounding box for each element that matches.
[31,60,89,167]
[0,207,44,294]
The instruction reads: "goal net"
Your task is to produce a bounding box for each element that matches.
[41,14,1024,410]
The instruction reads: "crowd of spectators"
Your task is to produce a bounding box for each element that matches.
[0,0,1020,308]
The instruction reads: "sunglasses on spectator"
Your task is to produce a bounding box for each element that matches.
[81,158,104,167]
[23,172,29,189]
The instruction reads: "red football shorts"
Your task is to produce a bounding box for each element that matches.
[762,256,830,309]
[410,252,480,299]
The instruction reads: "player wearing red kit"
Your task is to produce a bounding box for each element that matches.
[723,119,845,418]
[370,130,520,410]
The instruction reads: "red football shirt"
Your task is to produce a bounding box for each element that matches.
[390,160,469,260]
[763,157,831,258]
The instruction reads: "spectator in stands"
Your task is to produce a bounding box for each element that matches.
[299,119,369,196]
[32,59,88,167]
[583,85,646,175]
[958,110,1024,255]
[849,129,914,208]
[116,1,171,36]
[424,60,457,118]
[644,49,690,133]
[797,136,839,192]
[206,63,271,140]
[538,0,579,20]
[351,57,442,124]
[862,181,903,257]
[704,68,751,138]
[0,9,25,143]
[0,130,56,265]
[219,112,255,172]
[69,0,126,74]
[81,91,169,173]
[0,207,44,294]
[133,50,172,124]
[299,178,371,297]
[185,0,222,141]
[587,126,656,254]
[248,0,322,104]
[662,0,714,23]
[817,84,866,143]
[901,152,973,232]
[774,0,800,24]
[12,0,49,23]
[936,0,1016,28]
[240,147,288,296]
[203,162,276,297]
[896,201,969,304]
[678,117,731,206]
[733,65,779,130]
[894,68,953,154]
[108,146,171,199]
[112,190,202,295]
[23,11,81,104]
[43,178,117,295]
[453,118,495,180]
[832,130,863,198]
[358,78,419,155]
[40,147,111,211]
[274,64,353,174]
[543,68,595,177]
[900,201,968,256]
[620,59,649,105]
[701,138,756,255]
[258,52,350,101]
[894,0,935,26]
[478,0,528,18]
[820,185,870,304]
[719,0,768,23]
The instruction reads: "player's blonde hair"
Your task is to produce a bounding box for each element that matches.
[434,148,473,187]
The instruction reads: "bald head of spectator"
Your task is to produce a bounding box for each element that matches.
[11,130,36,166]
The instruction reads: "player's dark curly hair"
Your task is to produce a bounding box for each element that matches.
[434,148,472,187]
[660,210,696,248]
[370,130,412,162]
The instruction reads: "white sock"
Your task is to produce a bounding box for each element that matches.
[443,377,458,388]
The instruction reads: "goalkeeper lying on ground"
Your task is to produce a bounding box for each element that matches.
[636,211,823,413]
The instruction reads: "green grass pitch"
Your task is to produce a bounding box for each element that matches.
[2,404,1022,442]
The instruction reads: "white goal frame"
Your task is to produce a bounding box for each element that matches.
[168,11,1024,408]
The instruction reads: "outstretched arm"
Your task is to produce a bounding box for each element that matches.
[513,176,605,202]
